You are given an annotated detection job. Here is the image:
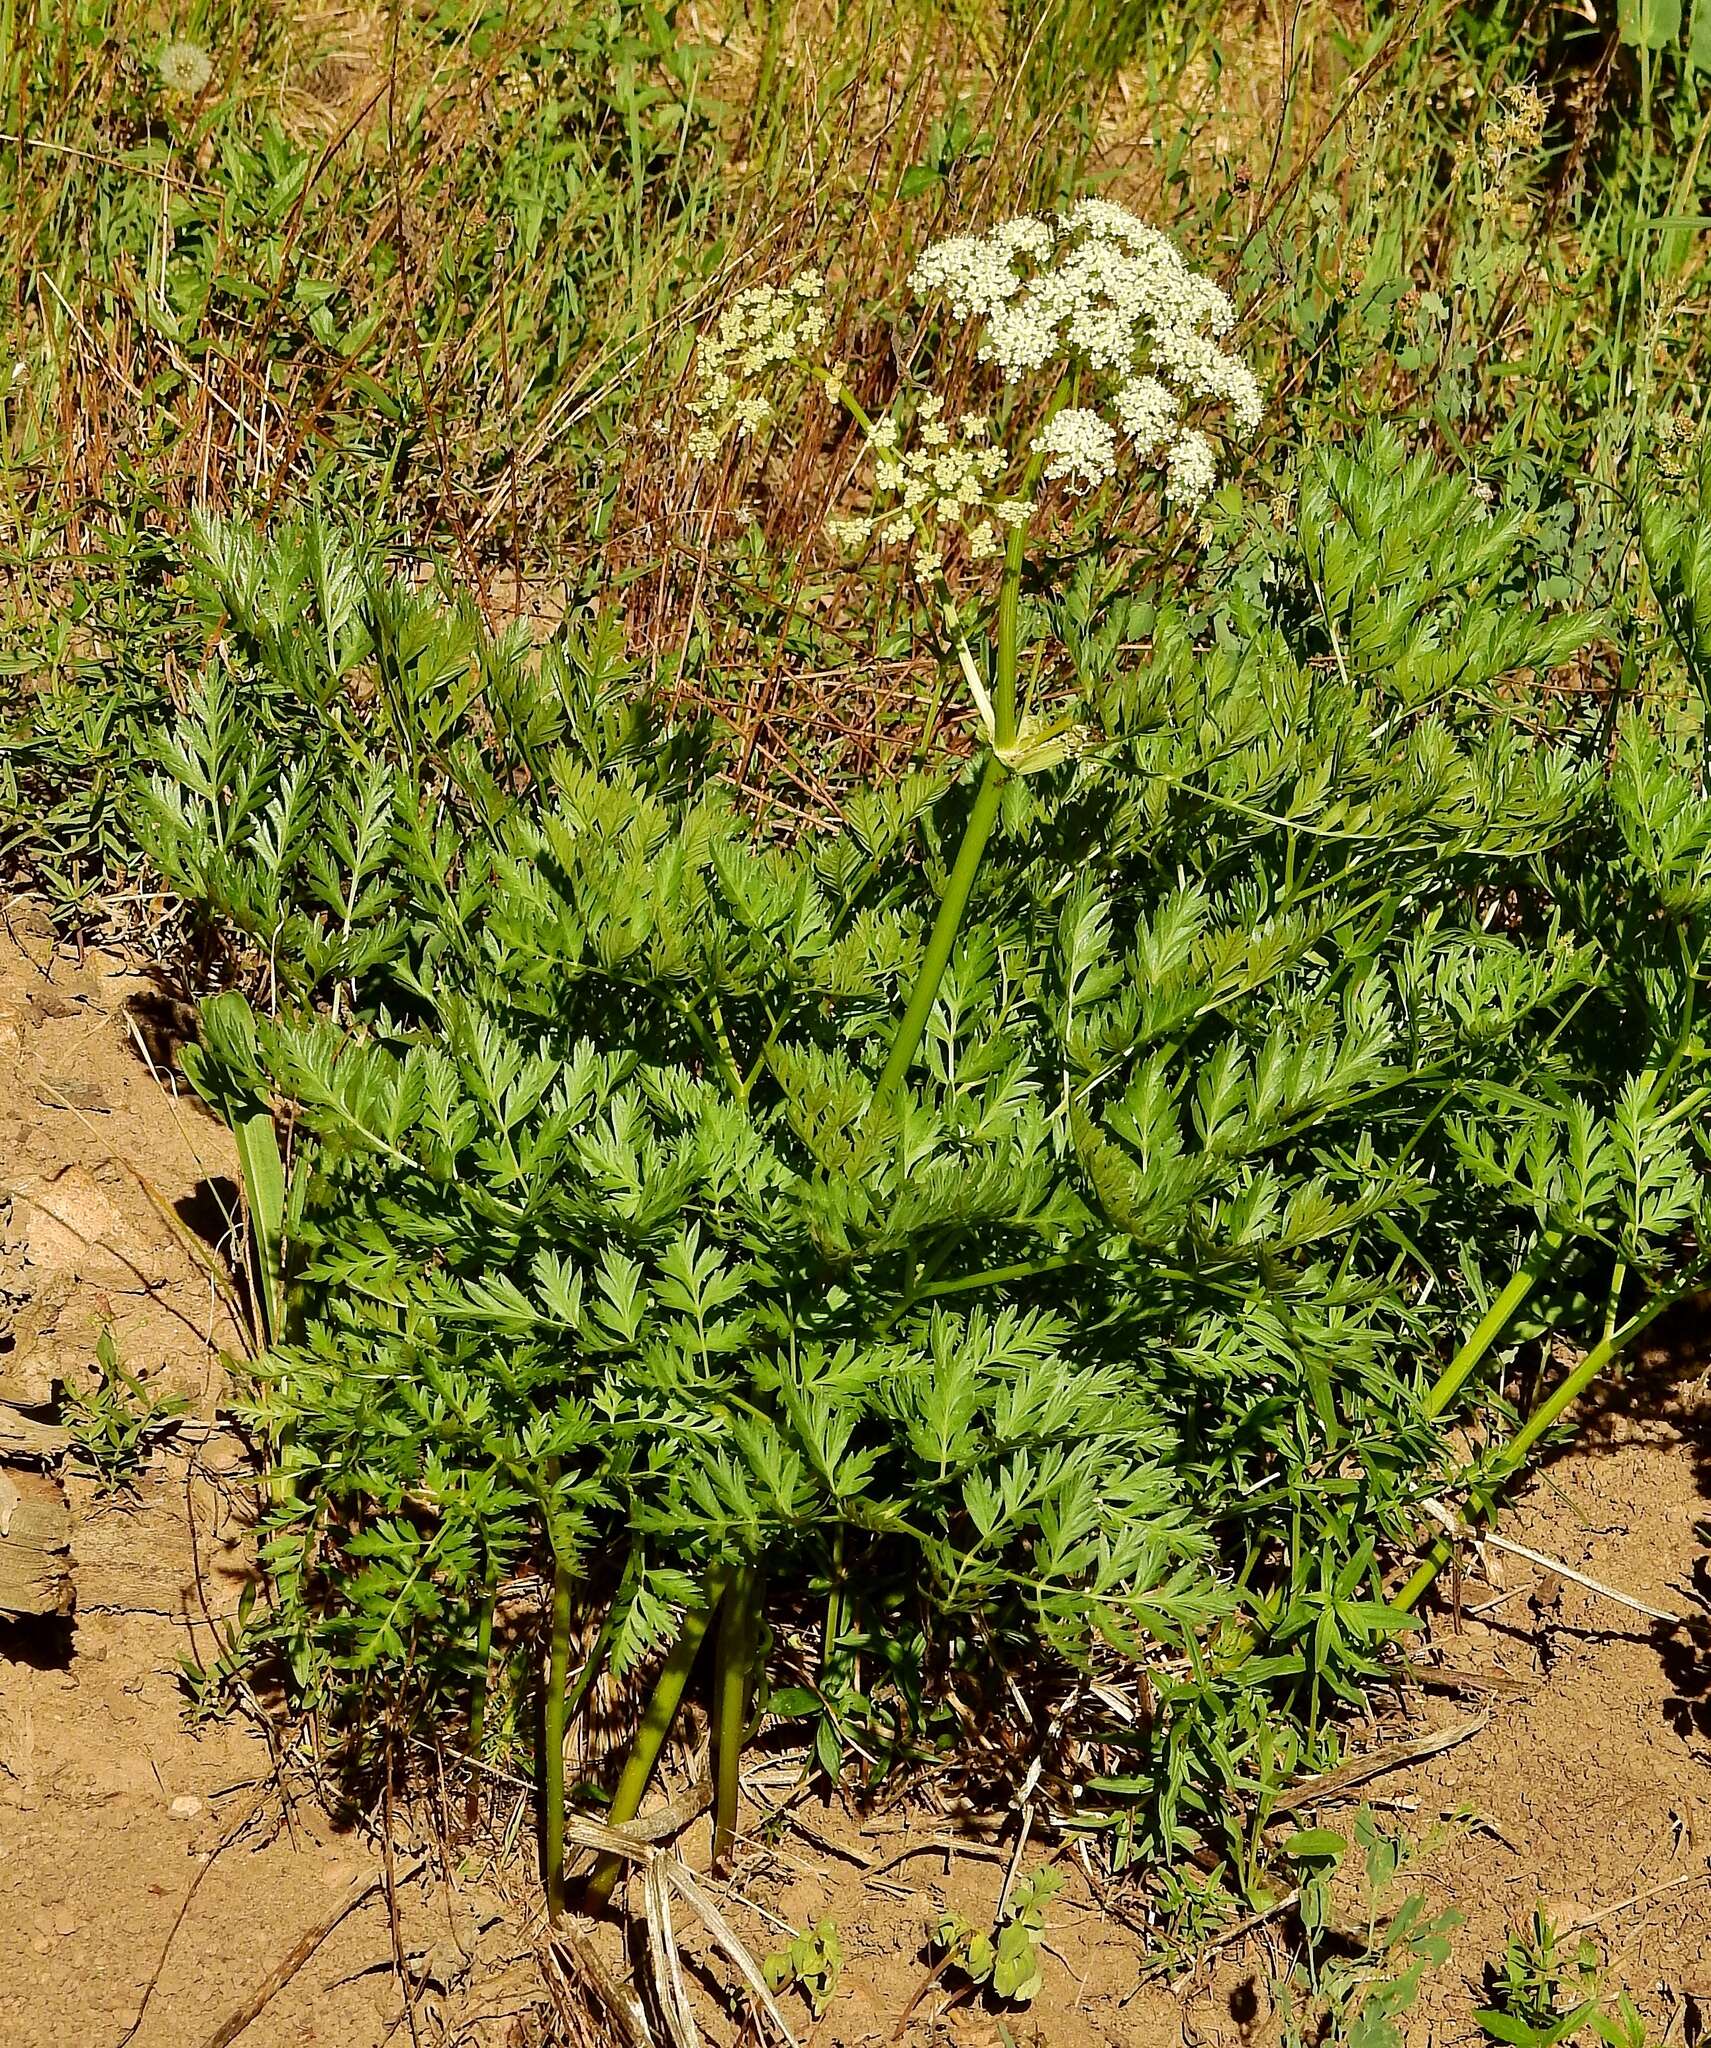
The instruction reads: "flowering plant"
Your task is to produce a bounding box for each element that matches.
[685,202,1263,1096]
[161,432,1711,1939]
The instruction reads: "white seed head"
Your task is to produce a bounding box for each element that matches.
[158,39,213,94]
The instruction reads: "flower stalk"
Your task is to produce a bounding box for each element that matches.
[1419,1226,1565,1421]
[710,1563,760,1870]
[543,1545,573,1920]
[871,510,1027,1112]
[585,1564,732,1909]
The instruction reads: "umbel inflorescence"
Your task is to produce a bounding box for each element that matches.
[684,200,1261,568]
[910,199,1261,501]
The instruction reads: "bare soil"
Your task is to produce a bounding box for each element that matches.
[3,917,1710,2048]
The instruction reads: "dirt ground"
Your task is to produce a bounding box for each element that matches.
[3,916,1710,2048]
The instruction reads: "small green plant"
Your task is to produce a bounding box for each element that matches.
[63,1329,190,1490]
[763,1918,844,2017]
[1274,1811,1460,2048]
[936,1869,1064,2007]
[1478,1913,1657,2047]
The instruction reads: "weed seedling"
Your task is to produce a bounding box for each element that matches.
[763,1918,844,2017]
[63,1330,190,1491]
[936,1868,1065,2007]
[1477,1913,1657,2047]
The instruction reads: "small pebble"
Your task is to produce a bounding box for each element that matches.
[169,1795,202,1820]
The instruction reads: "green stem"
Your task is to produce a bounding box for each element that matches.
[466,1574,497,1830]
[820,1526,846,1686]
[711,1565,759,1870]
[868,498,1029,1114]
[1396,1286,1686,1613]
[543,1548,573,1920]
[585,1565,731,1909]
[994,510,1024,740]
[870,757,1006,1108]
[564,1606,615,1725]
[1420,1227,1564,1421]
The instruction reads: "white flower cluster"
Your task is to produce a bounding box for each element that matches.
[910,199,1261,503]
[824,396,1032,576]
[1032,408,1116,489]
[685,270,829,460]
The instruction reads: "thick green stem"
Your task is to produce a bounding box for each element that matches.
[711,1565,759,1870]
[1396,1287,1684,1613]
[994,513,1023,740]
[585,1565,731,1909]
[1421,1227,1564,1422]
[543,1550,573,1920]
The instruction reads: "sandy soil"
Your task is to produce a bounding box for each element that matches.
[2,915,1709,2048]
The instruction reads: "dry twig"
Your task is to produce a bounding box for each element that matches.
[193,1855,427,2048]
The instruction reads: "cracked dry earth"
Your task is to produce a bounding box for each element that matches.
[3,912,1711,2048]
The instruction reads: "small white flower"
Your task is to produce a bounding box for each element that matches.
[826,514,873,548]
[968,522,1001,560]
[1032,408,1117,489]
[914,549,943,581]
[995,498,1033,527]
[879,514,915,546]
[687,269,828,443]
[686,424,722,461]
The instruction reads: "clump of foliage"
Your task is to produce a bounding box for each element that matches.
[151,357,1711,1916]
[935,1868,1063,2006]
[1478,1911,1657,2047]
[763,1917,844,2017]
[1273,1811,1460,2048]
[63,1328,191,1490]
